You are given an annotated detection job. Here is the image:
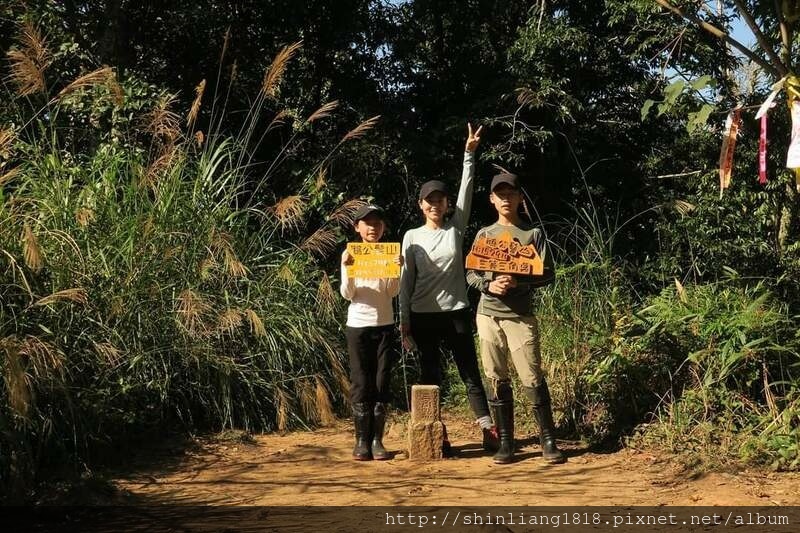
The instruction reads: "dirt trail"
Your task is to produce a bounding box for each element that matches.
[111,413,800,507]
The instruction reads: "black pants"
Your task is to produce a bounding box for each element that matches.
[346,324,397,405]
[409,309,491,419]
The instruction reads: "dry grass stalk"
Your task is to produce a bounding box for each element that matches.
[199,256,217,280]
[314,167,327,192]
[516,87,539,107]
[0,128,14,158]
[266,109,290,133]
[316,273,338,319]
[142,215,155,239]
[210,230,248,278]
[275,387,289,431]
[673,199,696,216]
[262,41,303,98]
[176,289,212,336]
[762,362,779,418]
[20,335,65,379]
[93,341,122,368]
[315,376,336,425]
[162,245,183,260]
[298,378,317,422]
[22,222,43,272]
[142,145,178,189]
[342,115,380,142]
[110,296,125,317]
[224,252,248,278]
[75,207,95,228]
[210,229,232,252]
[300,227,339,258]
[332,364,351,402]
[220,27,231,65]
[7,22,51,96]
[230,60,238,82]
[7,49,42,96]
[145,94,181,143]
[20,21,49,64]
[0,167,21,187]
[244,309,266,337]
[306,100,339,123]
[328,198,367,227]
[271,195,304,230]
[217,308,243,335]
[187,79,206,129]
[674,278,688,304]
[2,339,32,419]
[108,70,124,106]
[34,287,88,307]
[56,67,120,103]
[276,262,296,283]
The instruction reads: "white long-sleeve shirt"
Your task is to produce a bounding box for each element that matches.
[399,151,475,324]
[340,251,400,328]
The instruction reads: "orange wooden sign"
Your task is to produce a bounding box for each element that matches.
[465,231,543,275]
[346,242,401,278]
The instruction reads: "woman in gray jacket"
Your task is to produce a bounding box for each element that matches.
[399,124,496,455]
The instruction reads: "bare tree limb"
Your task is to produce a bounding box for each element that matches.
[732,0,789,76]
[647,170,702,179]
[654,0,780,79]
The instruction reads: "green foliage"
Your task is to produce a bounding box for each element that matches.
[0,24,388,500]
[2,0,800,496]
[627,279,800,469]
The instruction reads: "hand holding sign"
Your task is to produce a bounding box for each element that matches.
[465,231,543,275]
[341,249,355,266]
[346,242,401,278]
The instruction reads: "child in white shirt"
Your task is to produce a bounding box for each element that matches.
[340,204,402,460]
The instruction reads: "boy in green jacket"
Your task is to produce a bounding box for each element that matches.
[466,172,565,464]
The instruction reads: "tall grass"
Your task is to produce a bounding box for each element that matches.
[0,23,375,500]
[627,278,800,470]
[532,182,800,470]
[533,201,644,441]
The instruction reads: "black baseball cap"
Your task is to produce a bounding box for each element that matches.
[352,203,385,222]
[418,180,448,201]
[490,172,520,191]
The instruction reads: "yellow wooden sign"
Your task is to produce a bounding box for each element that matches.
[346,242,401,279]
[465,231,543,275]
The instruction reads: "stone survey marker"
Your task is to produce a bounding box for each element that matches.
[465,231,543,275]
[408,385,443,460]
[346,242,401,279]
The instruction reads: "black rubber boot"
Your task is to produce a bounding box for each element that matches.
[489,381,514,464]
[524,381,566,464]
[372,403,390,460]
[441,423,455,458]
[352,402,373,461]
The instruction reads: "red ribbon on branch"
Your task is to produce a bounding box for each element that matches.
[759,113,768,185]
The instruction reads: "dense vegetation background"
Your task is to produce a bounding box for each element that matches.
[1,0,799,501]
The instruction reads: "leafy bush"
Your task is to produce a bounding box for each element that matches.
[627,278,800,470]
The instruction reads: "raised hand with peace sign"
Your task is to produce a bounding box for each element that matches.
[465,122,483,153]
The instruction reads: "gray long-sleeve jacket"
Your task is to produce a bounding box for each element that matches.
[399,151,475,325]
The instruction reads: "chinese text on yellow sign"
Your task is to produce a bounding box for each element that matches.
[346,242,401,279]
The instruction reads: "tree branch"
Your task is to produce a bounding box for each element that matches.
[654,0,780,79]
[774,0,793,70]
[732,0,788,76]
